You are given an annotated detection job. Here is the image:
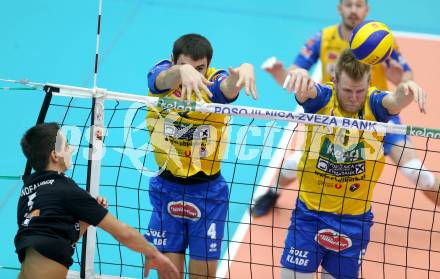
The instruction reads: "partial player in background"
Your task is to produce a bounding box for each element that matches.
[253,0,438,217]
[15,123,178,279]
[145,33,257,278]
[280,48,432,279]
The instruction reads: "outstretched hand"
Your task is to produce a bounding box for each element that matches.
[228,63,258,100]
[283,68,315,99]
[398,80,427,113]
[179,64,214,103]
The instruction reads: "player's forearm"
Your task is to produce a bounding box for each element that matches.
[221,63,255,100]
[269,66,290,87]
[155,65,183,90]
[220,75,240,100]
[116,224,158,258]
[382,88,413,115]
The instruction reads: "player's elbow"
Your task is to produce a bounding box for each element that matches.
[112,223,134,243]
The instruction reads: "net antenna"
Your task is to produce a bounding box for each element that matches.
[80,0,105,278]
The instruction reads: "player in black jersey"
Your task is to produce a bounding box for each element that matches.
[15,123,179,279]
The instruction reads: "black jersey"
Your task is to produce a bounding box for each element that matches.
[14,171,108,268]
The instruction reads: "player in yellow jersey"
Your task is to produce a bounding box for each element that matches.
[280,48,431,279]
[253,0,438,217]
[144,33,257,279]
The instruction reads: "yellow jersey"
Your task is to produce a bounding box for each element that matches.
[146,60,232,178]
[297,83,389,215]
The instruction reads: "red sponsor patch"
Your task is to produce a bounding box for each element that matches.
[168,201,201,221]
[334,183,343,189]
[315,229,352,252]
[327,52,338,60]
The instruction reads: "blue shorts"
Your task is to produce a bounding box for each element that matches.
[145,174,228,261]
[281,199,373,279]
[383,115,409,156]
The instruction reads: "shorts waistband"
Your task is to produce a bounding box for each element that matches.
[159,170,221,185]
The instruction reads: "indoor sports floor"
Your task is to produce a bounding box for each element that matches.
[1,0,439,278]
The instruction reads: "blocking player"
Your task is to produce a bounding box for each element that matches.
[253,0,438,217]
[145,33,257,278]
[280,49,431,279]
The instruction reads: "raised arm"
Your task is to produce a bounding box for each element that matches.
[385,48,414,86]
[155,64,214,102]
[284,68,318,103]
[382,80,426,115]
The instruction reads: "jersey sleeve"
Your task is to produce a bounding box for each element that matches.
[208,70,237,104]
[297,83,332,113]
[293,32,322,70]
[147,60,173,94]
[369,91,395,122]
[61,180,108,226]
[387,49,411,72]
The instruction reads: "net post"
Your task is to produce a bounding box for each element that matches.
[80,96,105,278]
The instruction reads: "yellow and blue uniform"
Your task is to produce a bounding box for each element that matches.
[145,60,232,260]
[294,24,411,155]
[281,83,392,278]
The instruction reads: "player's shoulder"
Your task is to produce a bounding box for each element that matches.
[25,171,65,185]
[206,67,227,81]
[368,86,389,95]
[322,24,338,32]
[153,59,172,68]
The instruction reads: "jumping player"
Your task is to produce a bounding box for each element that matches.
[145,33,257,278]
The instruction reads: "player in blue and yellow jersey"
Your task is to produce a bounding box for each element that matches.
[281,49,426,278]
[144,33,257,278]
[253,0,438,217]
[279,49,429,279]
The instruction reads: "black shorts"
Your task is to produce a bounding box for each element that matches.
[16,235,74,268]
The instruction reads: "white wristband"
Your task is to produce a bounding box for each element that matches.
[400,159,436,190]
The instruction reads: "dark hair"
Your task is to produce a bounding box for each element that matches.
[21,122,61,172]
[335,48,371,82]
[172,34,213,65]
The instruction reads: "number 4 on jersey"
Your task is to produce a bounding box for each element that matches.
[207,223,216,239]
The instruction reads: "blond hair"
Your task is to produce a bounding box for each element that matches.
[335,48,371,82]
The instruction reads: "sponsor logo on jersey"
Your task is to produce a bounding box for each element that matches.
[349,183,360,192]
[209,242,217,252]
[168,201,201,221]
[315,229,352,252]
[285,247,310,267]
[318,180,344,190]
[327,52,338,60]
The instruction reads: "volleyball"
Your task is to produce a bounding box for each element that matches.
[349,20,394,65]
